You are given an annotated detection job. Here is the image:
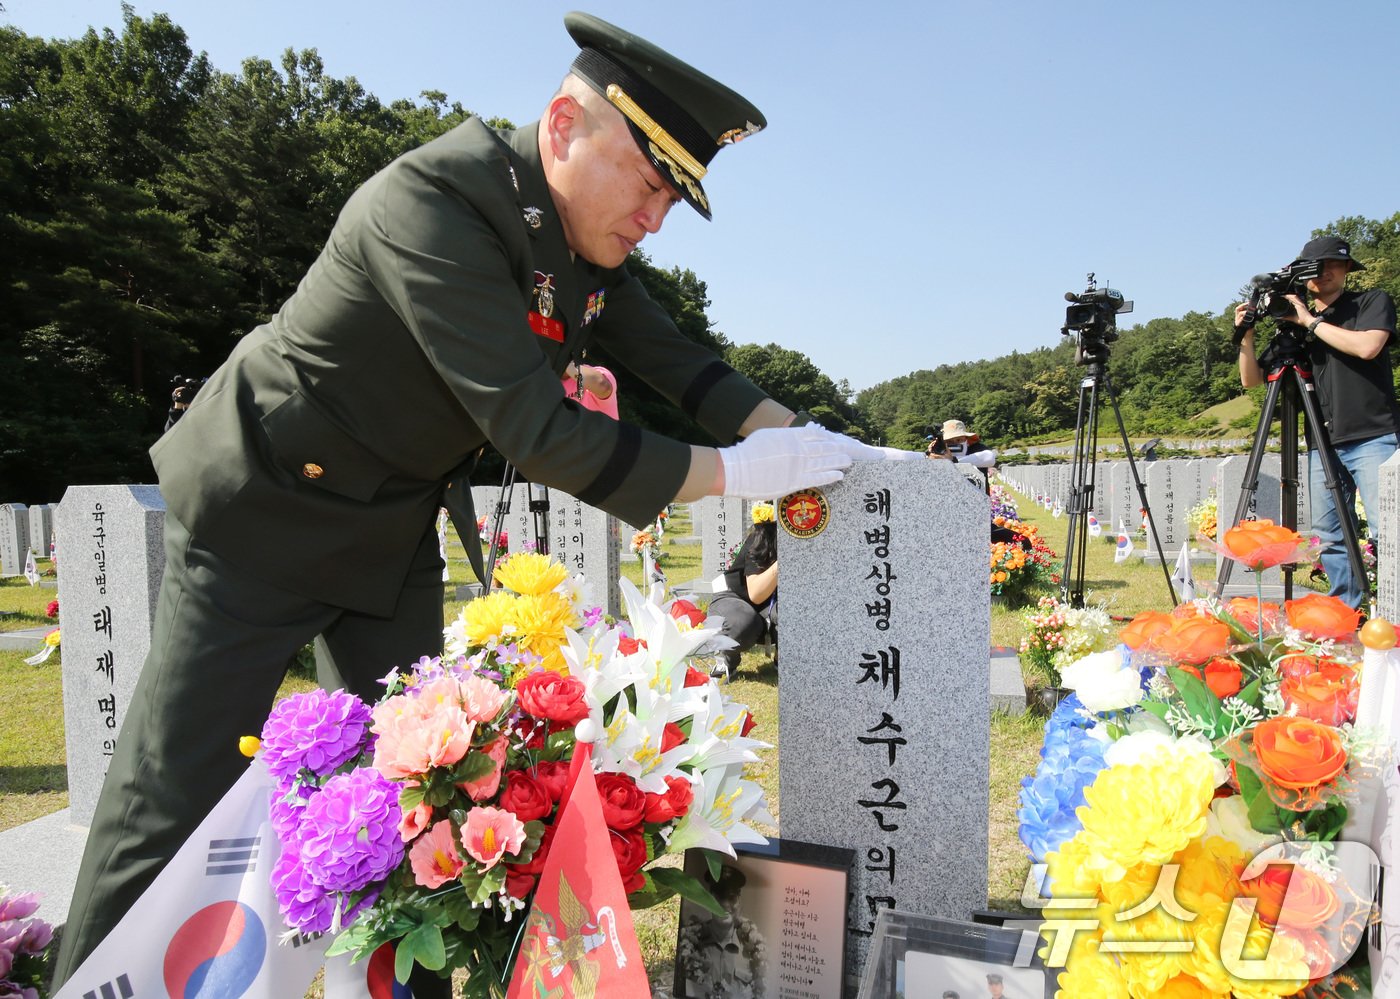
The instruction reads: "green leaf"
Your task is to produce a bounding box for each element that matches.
[1299,801,1349,842]
[398,783,426,811]
[1235,677,1263,709]
[704,850,724,885]
[459,862,508,904]
[1136,699,1169,722]
[454,750,498,785]
[510,820,546,866]
[404,922,447,971]
[1168,665,1225,733]
[544,730,576,758]
[652,865,725,917]
[394,931,417,983]
[1238,764,1286,834]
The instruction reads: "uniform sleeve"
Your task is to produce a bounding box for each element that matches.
[591,271,770,444]
[346,148,690,527]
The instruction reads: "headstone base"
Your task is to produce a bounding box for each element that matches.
[0,809,89,929]
[990,650,1026,715]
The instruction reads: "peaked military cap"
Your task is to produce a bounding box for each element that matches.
[565,11,766,220]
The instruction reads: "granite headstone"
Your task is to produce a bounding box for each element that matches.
[1376,453,1400,623]
[56,485,167,827]
[499,483,623,616]
[0,503,29,575]
[778,461,989,988]
[27,504,54,558]
[695,495,749,582]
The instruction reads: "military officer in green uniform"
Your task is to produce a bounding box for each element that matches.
[54,11,912,991]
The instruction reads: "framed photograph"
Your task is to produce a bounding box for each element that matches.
[674,838,854,999]
[858,909,1051,999]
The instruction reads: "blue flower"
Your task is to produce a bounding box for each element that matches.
[1017,694,1108,862]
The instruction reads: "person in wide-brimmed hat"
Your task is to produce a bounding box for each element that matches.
[1235,233,1398,611]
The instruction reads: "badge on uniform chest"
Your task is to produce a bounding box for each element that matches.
[529,271,564,342]
[583,288,606,326]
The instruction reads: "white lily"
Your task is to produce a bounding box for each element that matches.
[593,690,695,794]
[667,764,770,857]
[684,686,769,772]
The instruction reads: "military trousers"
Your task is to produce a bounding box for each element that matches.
[54,509,450,996]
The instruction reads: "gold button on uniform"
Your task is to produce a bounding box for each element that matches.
[301,463,324,479]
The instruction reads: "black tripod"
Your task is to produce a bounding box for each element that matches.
[1060,354,1179,609]
[1216,327,1368,604]
[483,464,552,586]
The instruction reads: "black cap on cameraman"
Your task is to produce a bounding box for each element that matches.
[1298,235,1366,272]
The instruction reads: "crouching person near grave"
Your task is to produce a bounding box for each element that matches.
[52,12,917,992]
[707,504,779,680]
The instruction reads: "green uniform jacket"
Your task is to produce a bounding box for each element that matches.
[151,118,767,615]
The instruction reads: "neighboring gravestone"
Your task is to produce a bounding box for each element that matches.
[1216,454,1289,595]
[27,504,54,558]
[778,461,989,989]
[1110,462,1137,538]
[0,504,29,575]
[1091,461,1111,523]
[56,485,167,828]
[1143,459,1187,555]
[695,495,748,582]
[499,483,624,617]
[1377,453,1400,623]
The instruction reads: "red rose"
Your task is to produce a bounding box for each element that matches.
[595,773,647,830]
[661,722,686,755]
[643,774,694,823]
[533,760,572,802]
[617,635,648,655]
[505,871,537,900]
[498,771,553,823]
[45,599,59,619]
[610,826,649,887]
[509,824,554,877]
[669,599,706,628]
[683,666,709,688]
[515,671,590,724]
[741,712,757,738]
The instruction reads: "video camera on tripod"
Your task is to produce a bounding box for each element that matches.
[1062,274,1133,366]
[1235,258,1325,343]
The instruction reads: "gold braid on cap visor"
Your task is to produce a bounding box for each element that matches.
[605,83,707,182]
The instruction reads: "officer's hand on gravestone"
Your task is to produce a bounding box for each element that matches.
[719,426,917,499]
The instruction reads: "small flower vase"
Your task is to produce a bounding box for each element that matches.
[1027,685,1070,717]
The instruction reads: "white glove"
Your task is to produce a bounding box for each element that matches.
[719,426,908,499]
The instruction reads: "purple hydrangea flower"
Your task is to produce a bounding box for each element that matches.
[297,768,404,893]
[269,780,317,844]
[271,845,336,934]
[260,688,372,782]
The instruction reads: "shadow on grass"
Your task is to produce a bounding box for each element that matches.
[0,764,68,794]
[740,655,779,687]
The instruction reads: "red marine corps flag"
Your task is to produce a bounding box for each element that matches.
[506,741,649,999]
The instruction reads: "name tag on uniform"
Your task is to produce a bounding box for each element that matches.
[527,310,565,342]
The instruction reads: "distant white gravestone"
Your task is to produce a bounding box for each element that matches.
[694,495,748,581]
[777,461,990,990]
[55,485,167,828]
[0,503,29,575]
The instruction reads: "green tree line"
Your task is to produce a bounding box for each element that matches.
[3,10,1398,499]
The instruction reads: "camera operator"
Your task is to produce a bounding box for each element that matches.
[163,377,204,433]
[1234,235,1399,611]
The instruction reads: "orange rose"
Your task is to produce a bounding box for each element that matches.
[1154,617,1232,665]
[1225,597,1281,635]
[1222,518,1306,570]
[1241,864,1339,930]
[1252,716,1347,790]
[1284,593,1361,640]
[1202,657,1243,699]
[1282,665,1358,727]
[1120,610,1174,650]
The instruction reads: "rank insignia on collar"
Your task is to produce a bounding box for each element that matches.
[582,288,606,326]
[523,205,543,230]
[508,165,519,193]
[533,271,556,319]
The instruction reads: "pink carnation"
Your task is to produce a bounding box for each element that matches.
[461,806,526,870]
[371,690,475,779]
[458,737,509,802]
[409,820,465,889]
[460,674,508,723]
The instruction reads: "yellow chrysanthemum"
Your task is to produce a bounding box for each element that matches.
[1076,755,1215,879]
[1153,973,1223,998]
[1109,907,1193,996]
[492,552,569,597]
[462,590,520,646]
[751,502,775,524]
[1052,934,1129,999]
[1218,916,1309,999]
[1174,836,1247,915]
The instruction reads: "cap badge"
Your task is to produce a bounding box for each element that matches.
[717,121,764,145]
[533,271,556,319]
[523,206,543,230]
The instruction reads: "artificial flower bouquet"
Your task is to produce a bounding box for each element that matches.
[0,888,54,999]
[1018,570,1396,996]
[1019,596,1118,688]
[989,482,1020,524]
[261,553,769,995]
[990,517,1060,604]
[629,529,661,562]
[474,515,508,554]
[1188,494,1219,543]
